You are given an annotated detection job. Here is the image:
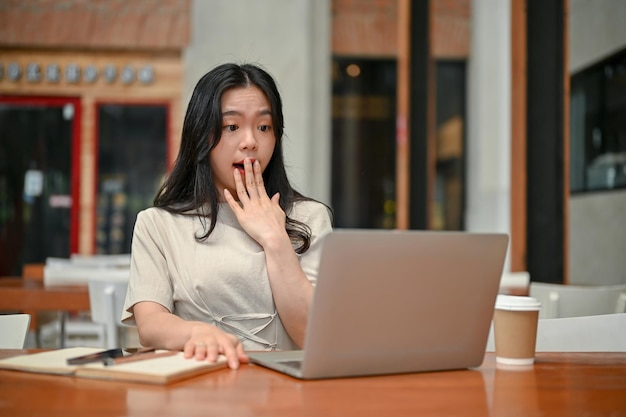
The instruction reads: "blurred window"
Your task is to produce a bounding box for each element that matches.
[331,57,397,228]
[570,47,626,192]
[0,97,77,276]
[330,58,467,230]
[434,61,466,230]
[96,104,167,254]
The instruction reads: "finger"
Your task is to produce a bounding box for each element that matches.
[229,335,249,367]
[244,158,259,198]
[194,341,211,360]
[183,341,195,359]
[205,343,220,363]
[253,160,269,198]
[224,189,243,214]
[271,192,280,206]
[218,339,241,370]
[233,168,250,203]
[236,343,250,364]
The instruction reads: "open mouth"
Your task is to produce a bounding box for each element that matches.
[233,159,256,175]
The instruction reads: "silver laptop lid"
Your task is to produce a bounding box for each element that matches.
[300,229,508,379]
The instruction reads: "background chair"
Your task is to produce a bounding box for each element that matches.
[499,271,530,294]
[43,260,130,287]
[39,256,132,348]
[535,313,626,352]
[0,314,31,349]
[486,313,626,352]
[87,276,132,349]
[42,274,133,349]
[529,282,626,319]
[70,253,131,268]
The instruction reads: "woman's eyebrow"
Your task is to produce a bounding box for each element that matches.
[222,109,272,117]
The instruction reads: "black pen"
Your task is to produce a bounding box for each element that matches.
[66,347,158,365]
[103,350,178,366]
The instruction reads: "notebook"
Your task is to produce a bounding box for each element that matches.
[0,347,228,385]
[247,229,509,379]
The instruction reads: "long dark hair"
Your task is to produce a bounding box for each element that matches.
[154,63,323,253]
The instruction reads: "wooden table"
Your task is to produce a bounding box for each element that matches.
[0,277,89,311]
[0,351,624,416]
[0,277,90,347]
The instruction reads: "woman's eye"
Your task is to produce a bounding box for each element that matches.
[224,125,238,132]
[258,125,271,132]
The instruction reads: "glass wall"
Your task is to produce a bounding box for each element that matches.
[571,47,626,193]
[331,58,397,229]
[96,104,167,254]
[0,97,77,275]
[434,61,466,230]
[330,58,467,231]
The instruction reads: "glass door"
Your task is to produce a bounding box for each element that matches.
[331,58,397,228]
[0,96,80,276]
[434,61,467,230]
[96,103,167,254]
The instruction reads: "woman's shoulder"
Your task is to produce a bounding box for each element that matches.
[289,199,332,222]
[135,206,196,226]
[137,206,169,220]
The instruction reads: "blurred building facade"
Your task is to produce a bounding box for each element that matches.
[0,0,624,286]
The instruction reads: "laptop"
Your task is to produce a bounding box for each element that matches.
[247,229,509,379]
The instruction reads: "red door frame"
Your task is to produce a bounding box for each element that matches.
[0,95,81,254]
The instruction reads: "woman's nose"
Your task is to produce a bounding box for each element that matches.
[240,128,258,150]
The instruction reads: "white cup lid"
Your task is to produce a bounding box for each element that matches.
[495,294,541,311]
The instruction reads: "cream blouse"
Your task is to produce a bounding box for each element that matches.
[121,200,333,351]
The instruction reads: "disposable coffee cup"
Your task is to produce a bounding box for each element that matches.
[493,295,541,365]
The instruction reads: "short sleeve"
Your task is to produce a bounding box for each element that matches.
[121,209,175,325]
[291,201,333,286]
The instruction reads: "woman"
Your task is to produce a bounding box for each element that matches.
[121,63,333,370]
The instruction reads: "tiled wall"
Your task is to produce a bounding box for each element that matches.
[331,0,470,58]
[0,0,190,49]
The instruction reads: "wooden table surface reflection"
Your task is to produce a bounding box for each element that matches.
[1,351,625,416]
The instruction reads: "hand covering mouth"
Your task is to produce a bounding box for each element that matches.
[233,159,256,171]
[233,158,256,176]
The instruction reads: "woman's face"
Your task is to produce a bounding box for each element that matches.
[210,85,277,200]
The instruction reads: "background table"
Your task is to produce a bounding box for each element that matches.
[0,278,89,312]
[0,278,90,347]
[0,351,624,416]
